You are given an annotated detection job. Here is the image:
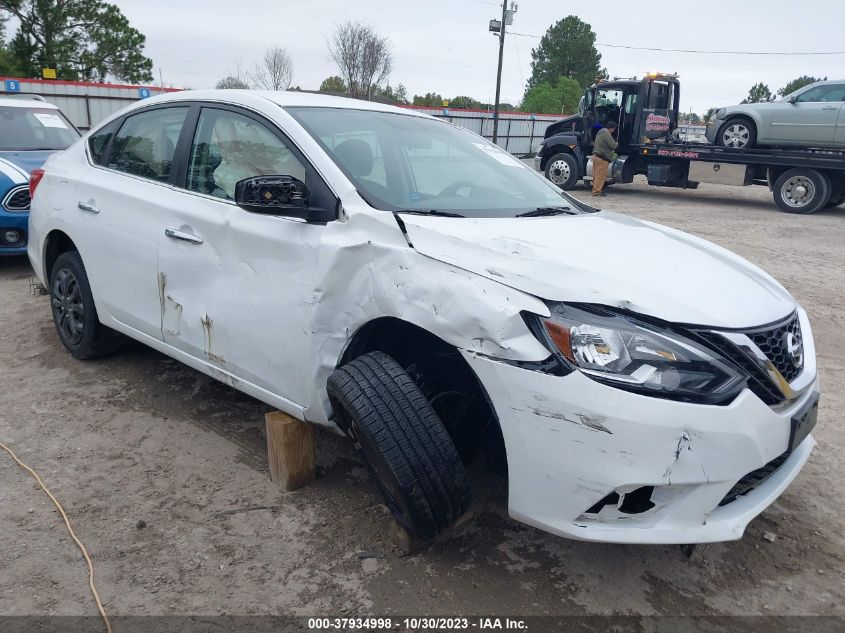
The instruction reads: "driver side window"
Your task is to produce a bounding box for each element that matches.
[796,84,845,103]
[187,108,305,200]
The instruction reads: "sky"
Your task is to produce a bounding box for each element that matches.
[112,0,844,114]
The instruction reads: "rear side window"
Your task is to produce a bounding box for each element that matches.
[108,107,188,182]
[88,120,120,166]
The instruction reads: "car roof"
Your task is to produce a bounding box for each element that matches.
[124,89,431,118]
[0,95,60,109]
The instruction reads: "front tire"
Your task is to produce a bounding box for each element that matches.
[544,152,580,189]
[49,251,121,359]
[773,168,831,214]
[717,117,757,149]
[327,351,471,540]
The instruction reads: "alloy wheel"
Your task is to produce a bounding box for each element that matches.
[548,159,571,185]
[51,268,85,346]
[722,124,750,148]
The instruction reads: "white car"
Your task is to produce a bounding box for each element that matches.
[28,90,819,544]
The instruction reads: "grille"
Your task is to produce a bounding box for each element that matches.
[2,185,31,211]
[749,315,803,383]
[694,313,804,406]
[719,452,788,506]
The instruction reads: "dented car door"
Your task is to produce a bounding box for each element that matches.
[157,106,323,405]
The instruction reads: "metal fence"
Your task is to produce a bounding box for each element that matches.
[403,106,563,156]
[1,77,179,131]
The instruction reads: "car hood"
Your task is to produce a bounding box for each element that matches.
[0,150,58,185]
[400,210,795,328]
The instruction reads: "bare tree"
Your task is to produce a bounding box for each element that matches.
[249,47,294,91]
[328,22,392,100]
[216,76,249,89]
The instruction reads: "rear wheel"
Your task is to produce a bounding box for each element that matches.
[49,251,121,359]
[825,174,844,208]
[772,168,831,214]
[544,152,580,189]
[717,117,757,149]
[327,351,471,540]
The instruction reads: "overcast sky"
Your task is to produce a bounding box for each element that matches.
[117,0,844,114]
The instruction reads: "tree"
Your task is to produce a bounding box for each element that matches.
[0,14,20,75]
[412,92,444,107]
[377,83,408,104]
[249,47,293,91]
[527,16,605,91]
[741,82,773,104]
[521,77,581,114]
[449,95,482,109]
[216,75,249,89]
[328,21,391,100]
[0,0,153,82]
[319,75,347,94]
[778,75,826,97]
[678,112,701,124]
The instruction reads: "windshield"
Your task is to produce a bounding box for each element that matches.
[287,107,581,218]
[0,106,80,151]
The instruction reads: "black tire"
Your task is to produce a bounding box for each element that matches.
[716,117,757,149]
[544,152,580,189]
[49,251,122,359]
[327,351,471,539]
[773,168,831,214]
[825,174,844,208]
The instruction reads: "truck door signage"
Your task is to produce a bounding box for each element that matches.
[646,113,671,132]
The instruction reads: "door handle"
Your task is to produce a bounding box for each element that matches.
[165,228,204,245]
[822,106,838,110]
[77,201,100,214]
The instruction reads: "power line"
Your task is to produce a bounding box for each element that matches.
[507,32,845,55]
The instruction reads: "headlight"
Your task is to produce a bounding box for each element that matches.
[716,108,726,119]
[528,304,746,403]
[534,142,545,155]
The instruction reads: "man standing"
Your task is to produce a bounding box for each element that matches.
[592,120,618,197]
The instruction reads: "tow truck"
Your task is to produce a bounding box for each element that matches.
[534,73,845,213]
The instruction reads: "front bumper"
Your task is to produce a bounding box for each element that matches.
[0,208,28,255]
[464,351,817,544]
[706,122,720,145]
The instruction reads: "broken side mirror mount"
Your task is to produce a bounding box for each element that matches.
[787,95,797,104]
[234,175,334,222]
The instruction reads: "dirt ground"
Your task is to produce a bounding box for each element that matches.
[1,178,843,623]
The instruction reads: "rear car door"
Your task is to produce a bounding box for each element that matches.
[770,83,845,146]
[74,105,190,339]
[156,105,336,405]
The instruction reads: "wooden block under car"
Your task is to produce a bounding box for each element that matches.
[265,410,316,492]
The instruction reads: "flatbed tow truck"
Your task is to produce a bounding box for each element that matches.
[534,73,845,213]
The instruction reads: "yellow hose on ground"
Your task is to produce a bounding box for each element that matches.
[0,441,111,633]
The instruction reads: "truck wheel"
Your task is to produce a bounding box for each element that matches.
[825,175,844,208]
[544,153,579,189]
[327,351,471,540]
[773,168,831,214]
[49,251,122,359]
[717,117,757,149]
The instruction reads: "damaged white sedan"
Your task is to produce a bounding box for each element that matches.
[28,91,819,544]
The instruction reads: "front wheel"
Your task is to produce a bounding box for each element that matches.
[327,351,471,540]
[717,117,757,149]
[544,152,580,189]
[49,251,122,359]
[772,168,831,214]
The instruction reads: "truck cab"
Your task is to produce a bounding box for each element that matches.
[535,74,681,188]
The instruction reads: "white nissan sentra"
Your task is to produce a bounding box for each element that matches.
[27,90,819,544]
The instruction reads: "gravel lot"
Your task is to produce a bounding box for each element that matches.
[1,179,843,623]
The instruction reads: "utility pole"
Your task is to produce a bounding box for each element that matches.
[492,0,508,145]
[490,2,517,145]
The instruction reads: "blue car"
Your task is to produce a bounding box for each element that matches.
[1,95,79,255]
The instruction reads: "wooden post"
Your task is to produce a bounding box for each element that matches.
[265,411,316,492]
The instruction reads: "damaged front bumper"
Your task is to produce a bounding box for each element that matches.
[464,352,817,544]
